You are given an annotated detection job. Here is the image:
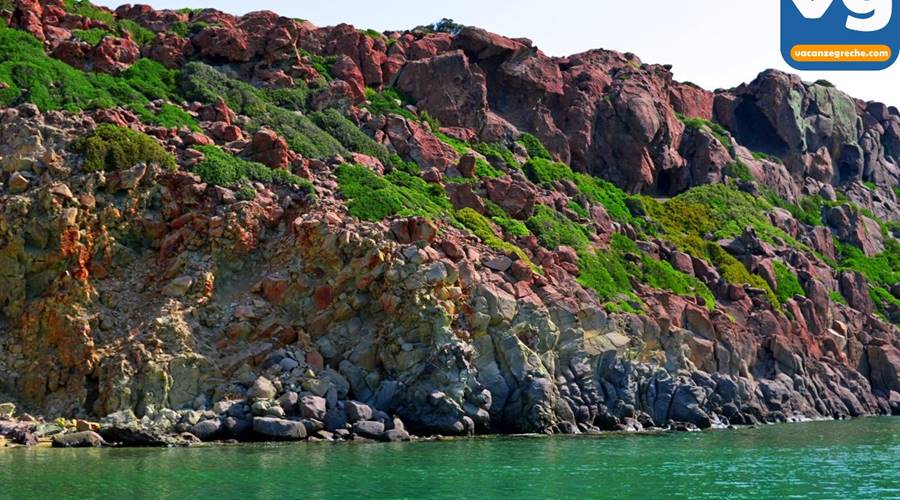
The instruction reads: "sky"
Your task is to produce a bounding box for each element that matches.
[94,0,900,106]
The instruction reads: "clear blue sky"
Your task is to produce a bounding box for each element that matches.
[95,0,900,106]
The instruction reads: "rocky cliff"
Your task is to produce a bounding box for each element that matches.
[0,1,898,444]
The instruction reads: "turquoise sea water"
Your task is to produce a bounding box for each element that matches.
[1,418,898,499]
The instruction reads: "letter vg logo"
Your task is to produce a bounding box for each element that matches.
[782,0,900,70]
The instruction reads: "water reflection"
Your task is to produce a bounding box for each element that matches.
[0,418,897,499]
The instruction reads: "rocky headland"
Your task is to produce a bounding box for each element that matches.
[0,1,898,447]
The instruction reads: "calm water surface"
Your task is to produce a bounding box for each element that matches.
[1,417,897,499]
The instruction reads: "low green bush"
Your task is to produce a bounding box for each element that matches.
[676,112,730,148]
[192,145,313,192]
[336,164,451,221]
[117,19,156,46]
[72,28,112,46]
[299,49,336,81]
[0,27,178,112]
[364,87,419,120]
[524,158,633,223]
[568,199,589,219]
[474,142,520,170]
[260,85,310,111]
[751,151,783,164]
[517,132,552,160]
[456,207,538,271]
[773,261,805,304]
[485,201,531,237]
[723,160,754,182]
[250,106,346,159]
[527,205,591,251]
[74,124,175,172]
[63,0,116,25]
[180,62,267,116]
[133,103,199,131]
[182,63,347,158]
[310,109,390,165]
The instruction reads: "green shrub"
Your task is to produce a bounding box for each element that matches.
[181,63,346,158]
[260,85,310,111]
[456,208,537,271]
[524,158,634,223]
[773,261,805,304]
[475,158,504,178]
[863,181,877,191]
[180,62,268,116]
[829,290,848,305]
[72,28,112,46]
[0,27,178,112]
[420,110,441,131]
[236,185,257,201]
[568,199,589,219]
[299,49,336,81]
[64,0,116,25]
[517,132,552,160]
[485,201,531,237]
[169,21,189,37]
[707,244,779,307]
[527,205,591,251]
[74,124,175,172]
[310,109,390,165]
[676,112,730,148]
[133,103,199,131]
[192,145,312,192]
[336,164,450,221]
[474,142,520,170]
[433,131,468,155]
[117,19,156,46]
[723,160,753,182]
[364,87,417,120]
[751,151,782,164]
[578,248,634,303]
[249,106,346,159]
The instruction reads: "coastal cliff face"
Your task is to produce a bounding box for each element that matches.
[0,1,898,443]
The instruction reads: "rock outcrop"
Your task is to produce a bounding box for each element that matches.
[0,0,897,446]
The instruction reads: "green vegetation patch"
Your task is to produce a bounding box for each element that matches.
[311,109,391,166]
[0,27,178,112]
[456,208,538,271]
[527,205,591,251]
[364,88,417,121]
[299,49,337,81]
[723,160,754,182]
[336,164,451,221]
[517,132,552,160]
[132,103,199,131]
[473,142,521,170]
[642,185,785,307]
[63,0,116,25]
[192,145,313,192]
[485,201,531,237]
[180,63,346,159]
[524,158,633,223]
[834,239,899,321]
[72,28,112,46]
[676,112,730,149]
[578,234,714,310]
[74,124,175,172]
[773,261,806,304]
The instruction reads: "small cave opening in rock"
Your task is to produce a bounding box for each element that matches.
[83,375,100,416]
[655,169,676,196]
[733,98,790,157]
